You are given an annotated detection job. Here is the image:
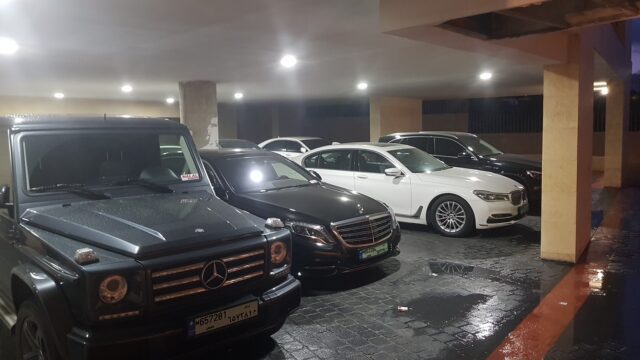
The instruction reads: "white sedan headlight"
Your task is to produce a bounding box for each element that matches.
[473,190,510,202]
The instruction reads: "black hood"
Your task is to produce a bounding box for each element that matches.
[21,191,264,259]
[483,153,541,171]
[235,183,387,225]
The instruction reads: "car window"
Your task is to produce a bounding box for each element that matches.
[403,137,434,153]
[283,140,303,152]
[303,154,319,168]
[315,150,352,171]
[300,138,330,150]
[356,151,394,174]
[433,138,465,157]
[262,140,288,152]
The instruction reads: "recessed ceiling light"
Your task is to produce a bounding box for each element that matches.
[165,97,176,104]
[479,72,493,81]
[120,84,133,93]
[53,92,65,99]
[280,54,298,68]
[0,37,19,56]
[121,114,132,118]
[600,87,609,95]
[0,0,12,7]
[234,92,244,100]
[356,82,369,91]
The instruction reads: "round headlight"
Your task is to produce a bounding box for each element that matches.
[99,275,128,304]
[270,241,288,265]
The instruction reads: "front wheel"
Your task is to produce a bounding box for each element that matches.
[428,195,475,237]
[16,300,60,360]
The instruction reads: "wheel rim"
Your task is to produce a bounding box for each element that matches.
[21,318,46,360]
[435,201,466,233]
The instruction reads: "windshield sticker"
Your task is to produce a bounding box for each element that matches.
[181,173,200,181]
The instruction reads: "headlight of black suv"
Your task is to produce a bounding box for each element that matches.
[473,190,510,202]
[285,221,334,245]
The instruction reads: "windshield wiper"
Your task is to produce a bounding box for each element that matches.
[111,178,174,193]
[30,183,111,200]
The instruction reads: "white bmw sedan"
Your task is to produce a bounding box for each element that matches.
[296,143,528,237]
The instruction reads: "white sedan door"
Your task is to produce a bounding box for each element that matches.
[353,150,413,216]
[302,149,355,190]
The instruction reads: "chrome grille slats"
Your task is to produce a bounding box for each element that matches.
[332,212,393,247]
[150,247,265,303]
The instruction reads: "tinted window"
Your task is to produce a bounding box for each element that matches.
[215,156,313,193]
[303,154,319,168]
[262,140,288,151]
[456,136,503,156]
[433,138,465,157]
[403,137,434,153]
[315,150,352,171]
[356,151,393,174]
[301,139,330,150]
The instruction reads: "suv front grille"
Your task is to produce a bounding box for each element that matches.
[150,247,265,303]
[510,190,526,206]
[332,213,393,247]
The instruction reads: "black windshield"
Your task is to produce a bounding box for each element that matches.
[216,156,314,193]
[457,136,503,157]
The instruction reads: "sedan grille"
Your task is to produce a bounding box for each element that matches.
[150,247,265,303]
[332,213,393,246]
[510,190,526,206]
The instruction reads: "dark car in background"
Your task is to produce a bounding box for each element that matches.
[379,131,542,206]
[0,116,300,359]
[199,149,401,277]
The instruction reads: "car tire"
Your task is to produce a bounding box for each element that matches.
[428,195,475,237]
[16,299,61,360]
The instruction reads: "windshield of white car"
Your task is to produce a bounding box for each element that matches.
[216,156,315,193]
[388,148,450,173]
[457,136,503,156]
[22,131,202,193]
[301,139,331,150]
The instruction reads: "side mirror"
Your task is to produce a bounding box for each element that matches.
[300,147,308,153]
[308,170,322,181]
[457,151,472,159]
[384,168,403,177]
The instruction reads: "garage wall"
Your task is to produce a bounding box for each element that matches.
[0,96,179,118]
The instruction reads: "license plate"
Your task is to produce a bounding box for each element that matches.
[357,242,389,261]
[189,301,258,336]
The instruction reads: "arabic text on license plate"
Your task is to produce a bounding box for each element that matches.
[189,301,258,336]
[358,242,389,261]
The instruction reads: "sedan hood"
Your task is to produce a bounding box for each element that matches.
[484,153,541,170]
[416,167,523,193]
[236,183,387,224]
[21,191,264,259]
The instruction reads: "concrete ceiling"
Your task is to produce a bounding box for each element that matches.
[0,0,551,102]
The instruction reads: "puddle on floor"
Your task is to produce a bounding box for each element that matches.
[400,293,491,328]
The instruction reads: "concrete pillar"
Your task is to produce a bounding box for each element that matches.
[179,81,218,148]
[603,79,630,187]
[369,96,422,141]
[540,34,594,263]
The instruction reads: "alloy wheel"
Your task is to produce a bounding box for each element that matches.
[435,200,466,233]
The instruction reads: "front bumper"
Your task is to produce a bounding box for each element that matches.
[292,226,401,277]
[66,276,301,360]
[470,197,529,229]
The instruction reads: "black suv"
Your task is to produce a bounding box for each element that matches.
[0,116,300,359]
[379,132,542,206]
[199,149,401,277]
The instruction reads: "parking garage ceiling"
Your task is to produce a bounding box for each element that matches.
[0,0,557,102]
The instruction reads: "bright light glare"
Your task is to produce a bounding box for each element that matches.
[121,84,133,93]
[234,92,244,100]
[0,37,19,55]
[356,82,369,90]
[249,170,263,183]
[53,92,65,99]
[280,54,298,68]
[479,72,493,81]
[593,81,607,87]
[165,97,175,104]
[600,87,609,95]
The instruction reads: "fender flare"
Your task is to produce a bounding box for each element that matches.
[11,263,72,359]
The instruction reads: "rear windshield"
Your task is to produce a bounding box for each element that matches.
[301,139,331,150]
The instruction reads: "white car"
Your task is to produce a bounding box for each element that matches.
[259,137,331,158]
[296,143,528,237]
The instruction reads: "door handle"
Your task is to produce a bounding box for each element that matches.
[356,175,368,179]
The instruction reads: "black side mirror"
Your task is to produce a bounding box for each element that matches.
[308,170,322,181]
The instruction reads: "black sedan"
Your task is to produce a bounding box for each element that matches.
[199,149,401,277]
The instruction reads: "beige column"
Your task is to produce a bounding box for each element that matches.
[179,81,218,148]
[603,79,630,187]
[541,35,594,263]
[369,96,422,141]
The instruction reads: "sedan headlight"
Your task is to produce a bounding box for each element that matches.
[526,170,542,180]
[98,275,128,304]
[286,221,334,245]
[473,190,510,202]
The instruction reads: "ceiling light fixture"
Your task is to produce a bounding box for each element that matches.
[280,54,298,68]
[356,82,369,91]
[120,84,133,93]
[165,97,176,104]
[0,37,19,56]
[600,87,609,96]
[53,92,65,99]
[479,71,493,81]
[234,92,244,100]
[593,81,607,87]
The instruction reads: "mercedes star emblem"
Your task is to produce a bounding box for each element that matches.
[200,260,228,289]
